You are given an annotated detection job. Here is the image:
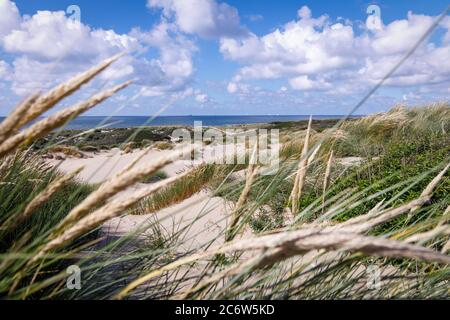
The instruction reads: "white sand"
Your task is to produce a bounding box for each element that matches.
[101,190,235,250]
[46,145,254,251]
[47,143,250,183]
[48,147,193,184]
[336,156,364,167]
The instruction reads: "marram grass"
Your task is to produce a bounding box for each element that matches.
[0,55,449,300]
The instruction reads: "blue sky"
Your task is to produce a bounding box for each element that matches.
[0,0,449,115]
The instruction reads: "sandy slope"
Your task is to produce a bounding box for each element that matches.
[47,147,194,183]
[101,190,234,250]
[47,143,248,182]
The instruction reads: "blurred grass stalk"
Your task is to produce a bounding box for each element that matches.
[0,54,449,300]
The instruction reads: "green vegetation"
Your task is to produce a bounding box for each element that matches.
[219,105,450,237]
[141,170,168,184]
[0,153,95,247]
[139,164,238,214]
[152,141,174,150]
[0,153,95,298]
[34,127,176,152]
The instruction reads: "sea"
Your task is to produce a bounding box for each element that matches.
[0,115,359,130]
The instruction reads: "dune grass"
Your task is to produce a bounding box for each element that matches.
[141,170,168,184]
[0,153,95,248]
[139,164,237,214]
[0,56,448,300]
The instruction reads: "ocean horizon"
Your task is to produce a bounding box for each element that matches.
[1,115,361,130]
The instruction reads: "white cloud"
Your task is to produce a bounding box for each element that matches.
[0,2,142,95]
[0,0,200,99]
[2,11,139,60]
[0,0,20,38]
[227,82,237,93]
[370,13,434,55]
[147,0,247,39]
[131,22,197,96]
[297,6,311,19]
[226,81,251,94]
[0,60,11,80]
[195,93,208,103]
[220,6,450,96]
[289,75,330,91]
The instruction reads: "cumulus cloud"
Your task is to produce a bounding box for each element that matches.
[220,6,450,96]
[2,11,140,61]
[131,22,197,96]
[0,0,20,38]
[289,75,331,91]
[147,0,248,39]
[0,2,142,95]
[0,0,202,100]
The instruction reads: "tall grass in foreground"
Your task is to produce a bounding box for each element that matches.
[0,56,448,300]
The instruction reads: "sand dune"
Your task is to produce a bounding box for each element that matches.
[46,145,246,250]
[101,190,234,250]
[47,147,193,183]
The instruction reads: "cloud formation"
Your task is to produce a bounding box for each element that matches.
[0,1,449,115]
[0,0,199,98]
[147,0,248,39]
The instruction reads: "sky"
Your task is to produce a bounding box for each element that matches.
[0,0,449,116]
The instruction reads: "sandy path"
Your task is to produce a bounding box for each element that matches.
[101,190,234,250]
[46,145,249,251]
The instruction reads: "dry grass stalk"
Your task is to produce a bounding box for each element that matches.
[240,230,450,271]
[340,197,430,234]
[0,81,131,159]
[117,170,450,298]
[54,143,198,233]
[227,145,259,241]
[307,143,321,166]
[179,254,262,299]
[442,239,450,253]
[438,205,450,227]
[355,105,409,130]
[338,199,385,228]
[0,153,14,173]
[0,93,40,145]
[16,54,123,130]
[322,150,334,213]
[405,225,450,244]
[118,145,154,176]
[117,226,450,299]
[337,164,449,234]
[408,163,450,218]
[290,115,312,213]
[283,208,295,225]
[30,170,193,264]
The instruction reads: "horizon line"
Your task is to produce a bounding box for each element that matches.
[0,114,365,117]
